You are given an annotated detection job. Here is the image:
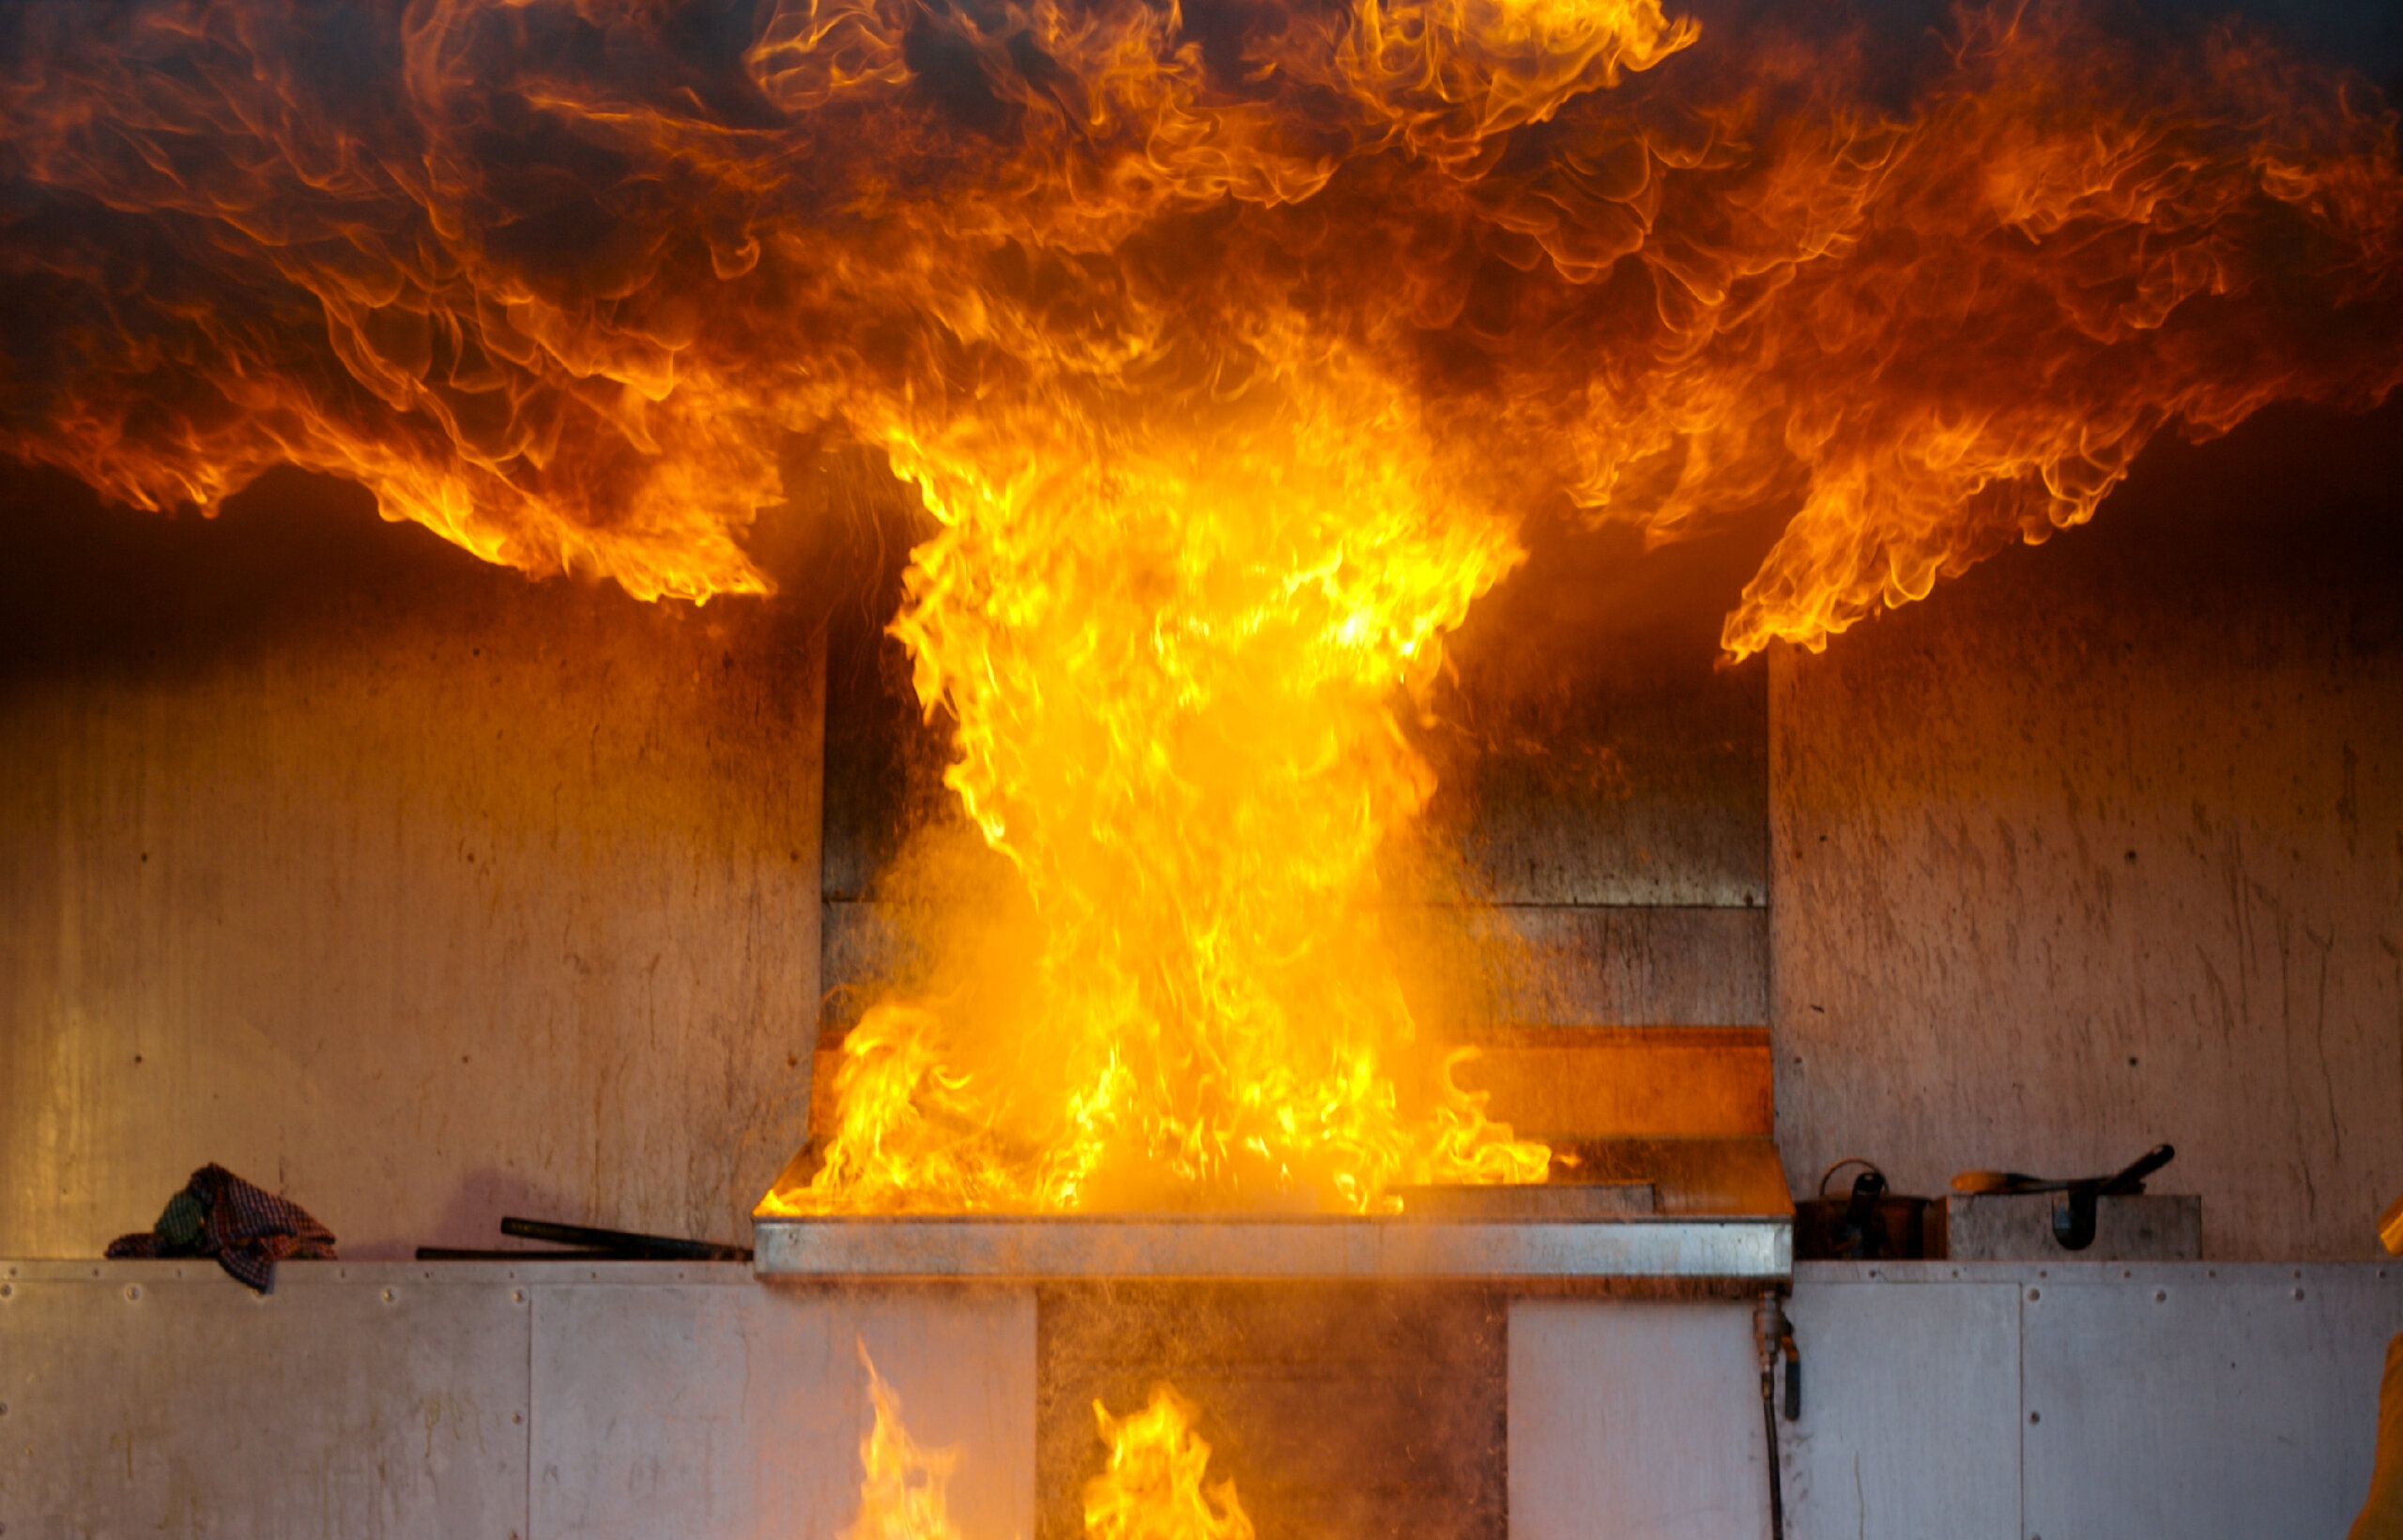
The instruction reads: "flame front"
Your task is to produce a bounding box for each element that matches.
[1085,1384,1255,1540]
[5,1,2399,1212]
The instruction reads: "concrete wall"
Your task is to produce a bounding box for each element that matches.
[0,467,825,1258]
[1771,404,2403,1259]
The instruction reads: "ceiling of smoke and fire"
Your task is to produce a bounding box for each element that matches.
[3,0,2396,657]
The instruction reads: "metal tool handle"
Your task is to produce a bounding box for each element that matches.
[2099,1143,2175,1195]
[500,1216,753,1262]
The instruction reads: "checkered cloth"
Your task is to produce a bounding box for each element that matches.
[106,1164,336,1292]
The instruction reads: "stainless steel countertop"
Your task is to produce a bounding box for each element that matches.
[751,1213,1791,1281]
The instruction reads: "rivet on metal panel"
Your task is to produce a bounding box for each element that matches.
[2294,1288,2306,1301]
[2028,1288,2041,1301]
[1,1282,12,1298]
[381,1288,395,1304]
[2153,1289,2167,1303]
[2028,1410,2041,1425]
[2120,1270,2132,1279]
[512,1411,524,1425]
[512,1288,525,1304]
[123,1285,140,1302]
[1,1399,9,1414]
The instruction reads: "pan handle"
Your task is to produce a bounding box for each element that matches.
[2100,1143,2175,1196]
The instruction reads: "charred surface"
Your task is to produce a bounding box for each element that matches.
[1035,1282,1508,1540]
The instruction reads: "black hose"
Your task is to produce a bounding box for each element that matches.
[1756,1293,1789,1540]
[1762,1373,1786,1540]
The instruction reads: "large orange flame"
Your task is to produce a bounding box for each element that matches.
[5,1,2398,1211]
[1084,1384,1254,1540]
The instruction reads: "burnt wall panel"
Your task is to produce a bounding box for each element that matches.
[0,466,826,1258]
[1413,667,1768,909]
[1395,906,1769,1029]
[1035,1283,1507,1540]
[819,490,1774,1037]
[1770,402,2403,1260]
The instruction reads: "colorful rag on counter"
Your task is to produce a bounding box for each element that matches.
[106,1163,336,1291]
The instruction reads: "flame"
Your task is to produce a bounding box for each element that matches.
[840,1359,1254,1540]
[785,336,1552,1212]
[846,1349,967,1540]
[5,2,2399,1211]
[1084,1385,1254,1540]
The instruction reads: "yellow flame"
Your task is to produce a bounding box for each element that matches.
[846,1350,966,1540]
[1085,1385,1255,1540]
[779,336,1552,1212]
[841,1363,1260,1540]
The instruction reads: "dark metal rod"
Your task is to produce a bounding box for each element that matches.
[500,1215,753,1262]
[1756,1292,1789,1540]
[415,1246,622,1261]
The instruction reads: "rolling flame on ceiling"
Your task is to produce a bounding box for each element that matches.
[5,0,2398,1212]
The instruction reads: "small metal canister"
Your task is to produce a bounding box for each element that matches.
[1793,1160,1930,1261]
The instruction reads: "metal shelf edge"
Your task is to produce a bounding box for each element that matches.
[751,1215,1791,1281]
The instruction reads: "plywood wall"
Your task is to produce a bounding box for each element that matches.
[0,468,826,1257]
[7,403,2396,1264]
[1770,406,2403,1258]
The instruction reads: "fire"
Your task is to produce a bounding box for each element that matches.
[790,341,1552,1212]
[1084,1385,1255,1540]
[840,1356,1252,1540]
[5,2,2399,1210]
[846,1350,967,1540]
